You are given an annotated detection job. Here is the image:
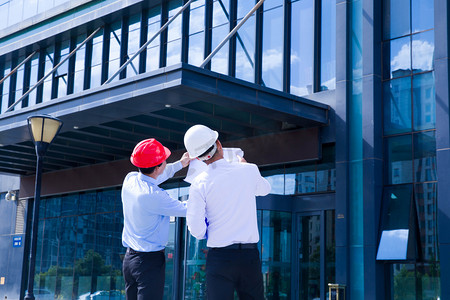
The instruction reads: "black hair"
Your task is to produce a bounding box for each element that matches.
[139,162,162,175]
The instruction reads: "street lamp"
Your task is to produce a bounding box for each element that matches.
[25,115,63,300]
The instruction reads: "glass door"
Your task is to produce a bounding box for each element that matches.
[297,211,335,300]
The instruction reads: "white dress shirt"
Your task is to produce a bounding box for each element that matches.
[187,159,271,247]
[122,161,187,252]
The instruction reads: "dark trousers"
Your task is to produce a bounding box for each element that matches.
[122,248,166,300]
[206,246,264,300]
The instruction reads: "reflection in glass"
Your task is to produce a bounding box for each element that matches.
[417,263,440,299]
[97,189,116,213]
[317,146,336,192]
[13,56,25,109]
[108,21,122,82]
[184,235,208,299]
[164,220,176,300]
[127,14,141,78]
[413,131,436,182]
[392,264,416,299]
[412,0,434,33]
[325,211,335,289]
[385,135,413,184]
[56,40,70,98]
[382,0,410,40]
[42,46,55,102]
[414,183,438,261]
[290,0,313,96]
[298,214,321,300]
[61,194,78,216]
[235,11,255,82]
[262,5,283,91]
[188,1,205,66]
[90,29,104,88]
[383,36,411,80]
[377,185,414,261]
[211,0,229,76]
[1,60,12,113]
[167,0,183,66]
[383,77,412,134]
[412,31,434,74]
[320,0,336,91]
[147,6,162,72]
[73,34,87,94]
[413,72,435,131]
[261,211,291,299]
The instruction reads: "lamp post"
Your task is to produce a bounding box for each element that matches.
[25,115,63,300]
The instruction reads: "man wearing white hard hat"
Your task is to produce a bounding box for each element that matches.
[184,124,271,300]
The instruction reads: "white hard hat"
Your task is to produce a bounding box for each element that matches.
[184,125,219,158]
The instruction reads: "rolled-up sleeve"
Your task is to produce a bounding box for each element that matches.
[252,165,271,196]
[186,182,207,239]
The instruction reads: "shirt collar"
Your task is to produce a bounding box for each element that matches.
[208,158,228,168]
[138,172,158,185]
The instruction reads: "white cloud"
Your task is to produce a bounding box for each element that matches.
[391,39,434,72]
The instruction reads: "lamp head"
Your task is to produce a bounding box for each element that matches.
[27,115,63,156]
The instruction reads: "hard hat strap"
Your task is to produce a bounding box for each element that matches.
[198,143,217,161]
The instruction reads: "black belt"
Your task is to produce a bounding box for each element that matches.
[213,243,258,250]
[127,247,164,255]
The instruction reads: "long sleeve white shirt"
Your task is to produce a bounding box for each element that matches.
[122,161,187,252]
[187,159,271,248]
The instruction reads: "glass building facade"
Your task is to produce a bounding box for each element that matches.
[0,0,447,299]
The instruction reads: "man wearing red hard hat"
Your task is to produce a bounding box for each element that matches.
[121,138,191,300]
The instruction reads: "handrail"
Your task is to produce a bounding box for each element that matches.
[0,50,38,86]
[200,0,264,68]
[104,0,195,85]
[5,27,102,113]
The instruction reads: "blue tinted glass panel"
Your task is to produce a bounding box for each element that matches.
[412,31,434,74]
[261,168,285,194]
[45,196,61,218]
[188,32,205,66]
[286,165,316,194]
[56,40,70,98]
[317,147,336,192]
[96,189,116,213]
[415,183,438,261]
[73,34,86,94]
[41,218,60,273]
[184,234,208,298]
[262,6,283,91]
[211,24,229,74]
[188,1,205,66]
[213,0,229,27]
[90,29,104,88]
[94,213,114,292]
[237,0,254,19]
[108,21,122,82]
[385,135,413,185]
[264,0,282,11]
[42,46,54,102]
[383,77,412,135]
[383,36,411,79]
[320,0,336,91]
[412,0,434,33]
[235,14,255,82]
[382,0,410,40]
[147,6,161,72]
[127,14,141,78]
[59,216,77,268]
[27,54,39,106]
[167,0,183,66]
[0,60,11,113]
[13,56,25,109]
[392,264,416,298]
[413,131,436,182]
[79,191,96,214]
[376,185,413,260]
[61,194,78,216]
[290,0,314,96]
[261,211,291,299]
[413,72,435,130]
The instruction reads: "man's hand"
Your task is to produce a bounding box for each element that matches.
[180,152,192,167]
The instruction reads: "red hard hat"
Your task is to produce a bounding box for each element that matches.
[130,138,171,168]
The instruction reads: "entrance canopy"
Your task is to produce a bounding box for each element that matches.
[0,64,329,175]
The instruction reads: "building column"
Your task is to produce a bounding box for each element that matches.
[434,0,450,299]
